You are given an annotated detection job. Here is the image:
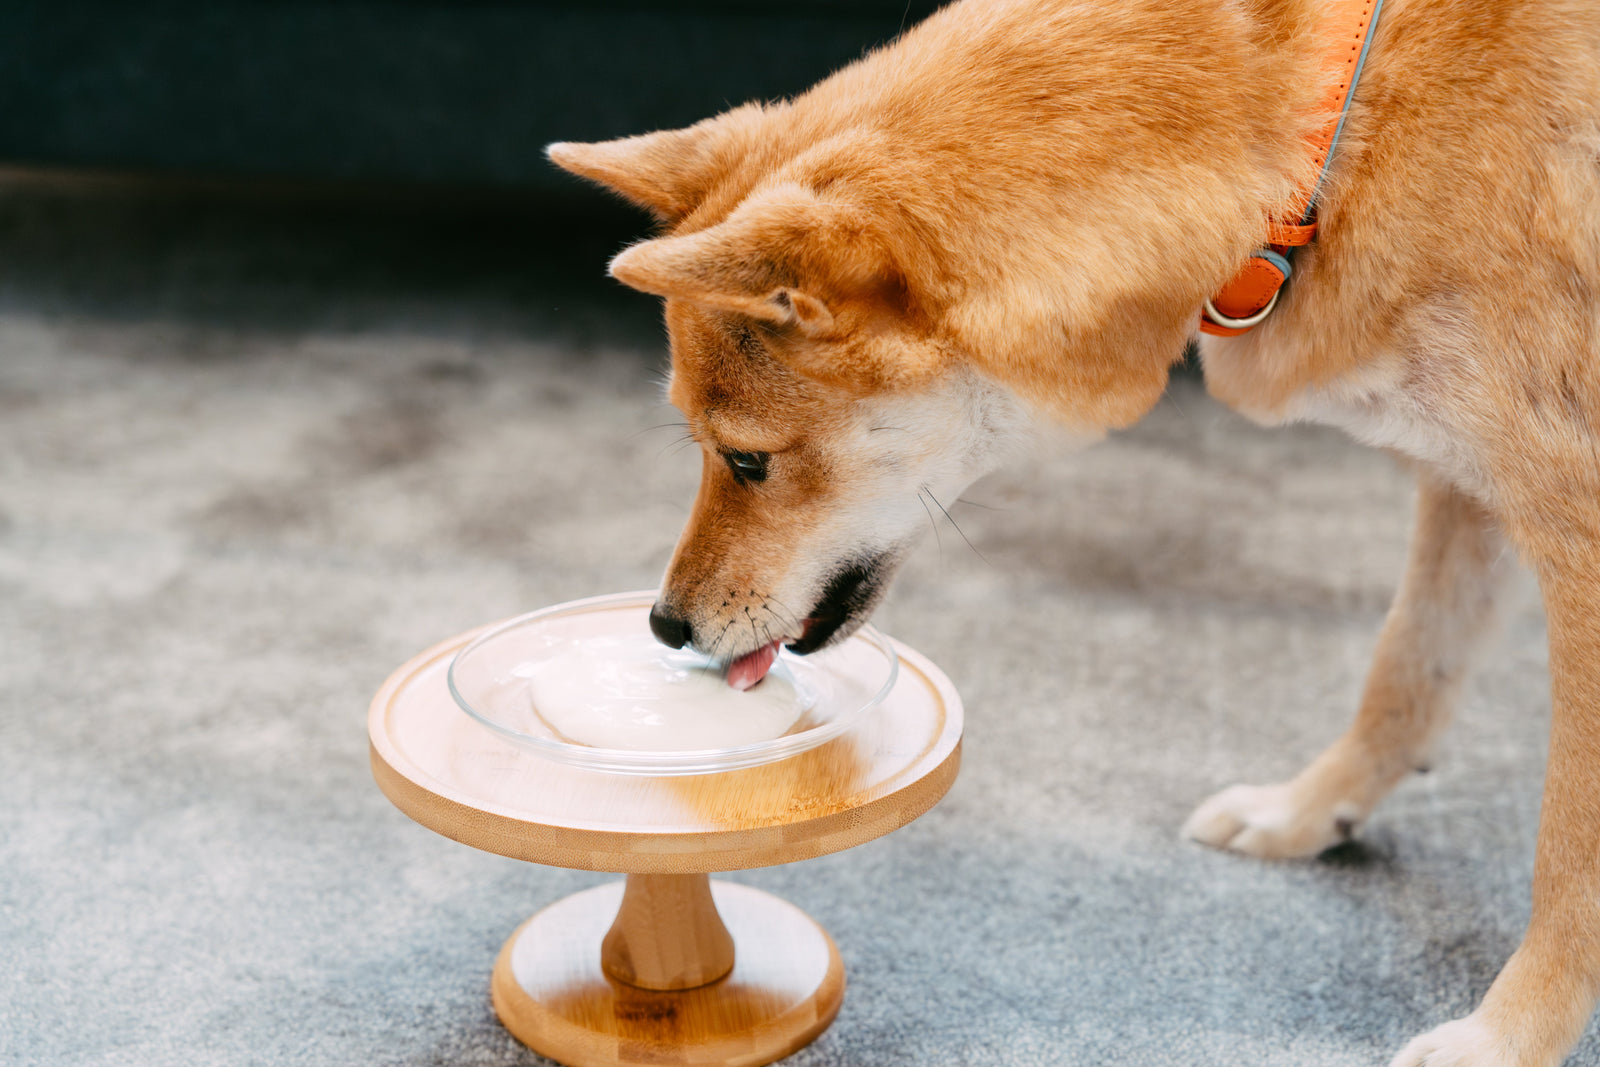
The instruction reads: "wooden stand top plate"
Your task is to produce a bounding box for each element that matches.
[369,625,963,873]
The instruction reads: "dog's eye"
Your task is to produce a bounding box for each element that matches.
[722,449,769,484]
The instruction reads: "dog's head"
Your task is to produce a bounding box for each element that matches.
[549,135,1023,660]
[553,120,1025,659]
[548,5,1310,664]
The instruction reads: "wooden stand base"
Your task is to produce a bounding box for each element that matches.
[492,876,846,1067]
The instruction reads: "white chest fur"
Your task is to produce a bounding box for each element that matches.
[1201,338,1497,504]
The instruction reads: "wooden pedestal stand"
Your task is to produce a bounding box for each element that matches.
[368,626,963,1067]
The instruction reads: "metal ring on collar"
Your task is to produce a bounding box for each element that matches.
[1203,290,1280,330]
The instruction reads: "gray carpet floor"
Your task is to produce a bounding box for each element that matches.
[0,173,1587,1067]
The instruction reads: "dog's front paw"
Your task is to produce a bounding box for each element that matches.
[1389,1014,1523,1067]
[1181,780,1364,859]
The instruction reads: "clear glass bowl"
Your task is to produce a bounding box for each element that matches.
[447,591,899,775]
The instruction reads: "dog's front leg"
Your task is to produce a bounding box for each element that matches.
[1184,470,1516,858]
[1391,554,1600,1067]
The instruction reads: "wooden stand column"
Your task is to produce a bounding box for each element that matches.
[601,873,736,991]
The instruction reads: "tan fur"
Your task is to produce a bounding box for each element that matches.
[550,1,1600,1062]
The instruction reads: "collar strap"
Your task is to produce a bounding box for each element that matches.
[1200,0,1383,336]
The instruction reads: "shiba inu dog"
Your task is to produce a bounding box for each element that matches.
[547,0,1600,1062]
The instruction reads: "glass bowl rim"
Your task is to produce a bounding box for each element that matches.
[445,590,900,774]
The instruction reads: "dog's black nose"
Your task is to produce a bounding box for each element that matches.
[648,604,692,649]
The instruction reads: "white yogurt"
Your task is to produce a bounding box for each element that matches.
[516,632,810,751]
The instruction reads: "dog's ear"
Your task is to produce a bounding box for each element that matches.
[606,183,896,342]
[546,106,761,222]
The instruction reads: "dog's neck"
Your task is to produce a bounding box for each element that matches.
[763,0,1337,430]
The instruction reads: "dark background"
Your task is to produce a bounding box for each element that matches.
[0,1,944,191]
[0,2,947,336]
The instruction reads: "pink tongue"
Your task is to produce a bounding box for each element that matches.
[727,640,780,691]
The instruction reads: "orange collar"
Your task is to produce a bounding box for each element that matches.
[1200,0,1384,336]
